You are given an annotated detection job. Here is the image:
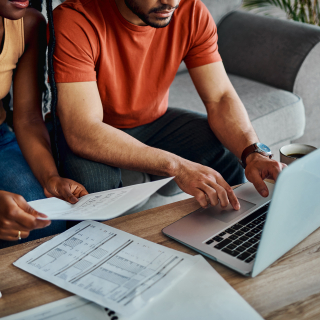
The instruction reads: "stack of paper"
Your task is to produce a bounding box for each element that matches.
[11,220,263,320]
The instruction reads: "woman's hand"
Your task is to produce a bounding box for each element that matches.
[44,176,89,204]
[0,191,50,241]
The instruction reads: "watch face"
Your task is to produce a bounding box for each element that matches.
[256,143,271,153]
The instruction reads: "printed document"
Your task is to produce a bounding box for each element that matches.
[28,177,173,220]
[8,256,263,320]
[14,220,196,316]
[1,296,108,320]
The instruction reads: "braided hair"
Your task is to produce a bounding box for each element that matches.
[45,0,60,167]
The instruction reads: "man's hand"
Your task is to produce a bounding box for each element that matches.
[0,191,50,241]
[44,177,89,204]
[174,159,240,210]
[245,153,287,197]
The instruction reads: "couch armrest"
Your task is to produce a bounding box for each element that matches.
[218,11,320,92]
[218,11,320,147]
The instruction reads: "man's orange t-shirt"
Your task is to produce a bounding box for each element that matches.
[52,0,222,128]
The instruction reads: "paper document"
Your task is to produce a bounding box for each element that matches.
[14,220,196,316]
[1,296,109,320]
[8,256,262,320]
[29,177,173,220]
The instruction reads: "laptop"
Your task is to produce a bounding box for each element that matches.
[163,148,320,277]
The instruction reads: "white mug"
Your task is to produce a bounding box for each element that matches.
[280,143,317,165]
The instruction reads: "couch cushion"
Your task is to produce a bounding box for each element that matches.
[202,0,242,25]
[169,71,305,148]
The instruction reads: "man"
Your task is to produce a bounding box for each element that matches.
[50,0,285,210]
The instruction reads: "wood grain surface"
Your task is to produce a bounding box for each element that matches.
[1,196,320,319]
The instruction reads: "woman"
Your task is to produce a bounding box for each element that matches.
[0,0,88,246]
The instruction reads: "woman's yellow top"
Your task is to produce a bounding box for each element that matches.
[0,18,24,125]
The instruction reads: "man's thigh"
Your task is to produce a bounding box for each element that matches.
[123,108,245,186]
[54,122,122,193]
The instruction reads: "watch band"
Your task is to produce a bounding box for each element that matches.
[240,143,273,169]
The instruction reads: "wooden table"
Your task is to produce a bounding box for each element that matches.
[1,197,320,319]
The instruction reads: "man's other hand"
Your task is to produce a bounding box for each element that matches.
[245,153,287,197]
[174,159,240,210]
[44,177,89,204]
[0,191,50,241]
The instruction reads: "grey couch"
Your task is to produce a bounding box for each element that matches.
[48,0,320,212]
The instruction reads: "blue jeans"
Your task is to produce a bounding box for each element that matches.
[0,123,66,248]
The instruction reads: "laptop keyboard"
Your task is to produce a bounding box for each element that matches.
[205,203,270,263]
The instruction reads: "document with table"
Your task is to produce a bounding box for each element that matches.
[13,220,196,316]
[10,254,262,320]
[28,178,173,220]
[12,220,263,319]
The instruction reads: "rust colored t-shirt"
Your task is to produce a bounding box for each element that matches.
[52,0,222,128]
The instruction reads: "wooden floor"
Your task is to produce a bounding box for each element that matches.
[1,197,320,319]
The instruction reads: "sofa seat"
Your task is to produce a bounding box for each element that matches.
[168,70,305,159]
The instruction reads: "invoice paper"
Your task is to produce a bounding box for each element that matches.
[14,220,196,316]
[1,296,109,320]
[8,256,263,320]
[28,177,174,220]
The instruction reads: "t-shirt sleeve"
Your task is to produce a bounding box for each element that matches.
[183,1,222,69]
[50,5,98,83]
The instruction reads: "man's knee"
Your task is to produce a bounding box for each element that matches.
[61,154,122,193]
[52,123,122,193]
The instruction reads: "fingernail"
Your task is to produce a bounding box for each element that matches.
[235,204,240,211]
[71,196,78,203]
[262,190,268,197]
[38,213,48,218]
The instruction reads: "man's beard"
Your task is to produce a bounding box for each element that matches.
[124,0,179,28]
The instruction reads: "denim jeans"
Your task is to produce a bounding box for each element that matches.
[55,108,245,193]
[0,122,66,248]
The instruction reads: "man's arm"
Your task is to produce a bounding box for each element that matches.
[188,61,286,196]
[57,81,240,210]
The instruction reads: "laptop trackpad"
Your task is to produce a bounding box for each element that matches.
[206,198,256,223]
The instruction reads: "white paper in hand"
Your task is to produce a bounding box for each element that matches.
[29,177,174,220]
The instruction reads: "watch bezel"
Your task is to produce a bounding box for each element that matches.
[256,142,271,154]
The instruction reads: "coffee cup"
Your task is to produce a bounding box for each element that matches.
[280,143,317,165]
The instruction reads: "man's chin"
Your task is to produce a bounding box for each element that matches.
[147,16,173,28]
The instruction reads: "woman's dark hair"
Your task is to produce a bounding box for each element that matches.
[46,0,60,167]
[29,0,43,11]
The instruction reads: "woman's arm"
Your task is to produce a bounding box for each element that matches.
[13,8,88,203]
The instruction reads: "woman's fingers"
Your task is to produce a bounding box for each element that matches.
[4,195,50,230]
[0,219,31,232]
[44,177,89,204]
[13,194,47,218]
[0,191,51,242]
[0,228,30,240]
